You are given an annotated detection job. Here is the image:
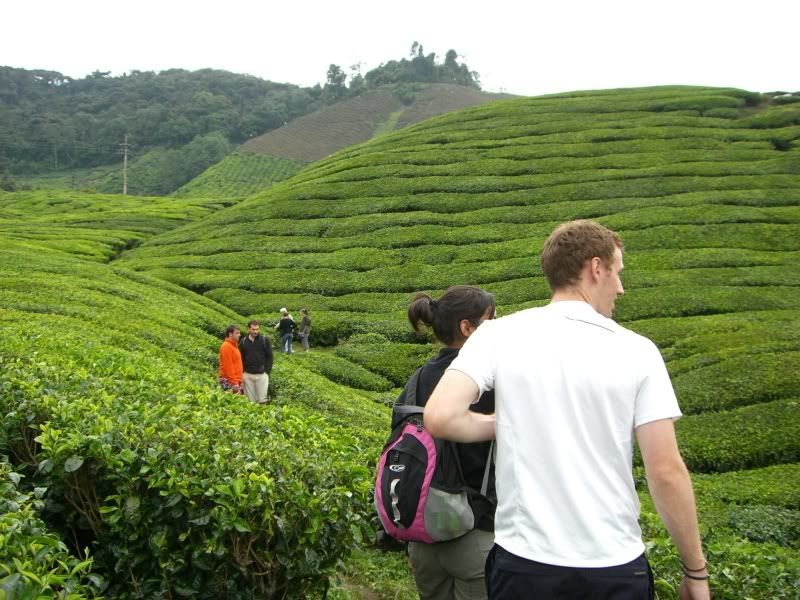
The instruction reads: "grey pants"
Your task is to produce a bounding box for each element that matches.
[408,528,494,600]
[242,372,269,404]
[299,332,309,351]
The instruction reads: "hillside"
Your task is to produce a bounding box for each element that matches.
[116,85,800,596]
[239,83,511,162]
[0,188,394,597]
[3,85,800,598]
[170,152,308,199]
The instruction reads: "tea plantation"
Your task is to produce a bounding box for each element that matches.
[2,86,799,598]
[171,153,307,200]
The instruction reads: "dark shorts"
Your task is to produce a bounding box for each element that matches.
[486,545,654,600]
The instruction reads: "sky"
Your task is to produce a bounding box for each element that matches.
[2,0,798,97]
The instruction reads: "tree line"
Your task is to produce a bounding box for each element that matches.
[0,45,480,178]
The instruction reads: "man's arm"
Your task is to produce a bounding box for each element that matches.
[424,370,495,443]
[636,419,710,599]
[219,346,234,381]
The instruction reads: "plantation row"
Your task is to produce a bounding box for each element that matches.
[0,190,228,262]
[141,174,800,247]
[171,152,307,199]
[4,86,799,598]
[119,201,800,252]
[0,237,395,598]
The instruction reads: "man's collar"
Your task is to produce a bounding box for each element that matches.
[547,300,617,332]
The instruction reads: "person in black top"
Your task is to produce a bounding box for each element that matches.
[238,320,273,404]
[402,285,497,600]
[274,308,296,354]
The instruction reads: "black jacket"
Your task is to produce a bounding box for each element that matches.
[239,334,274,374]
[398,346,496,531]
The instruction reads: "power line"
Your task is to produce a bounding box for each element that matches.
[118,135,130,195]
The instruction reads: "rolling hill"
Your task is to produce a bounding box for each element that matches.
[2,85,799,598]
[116,85,800,596]
[239,83,511,162]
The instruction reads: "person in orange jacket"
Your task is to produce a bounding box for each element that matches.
[219,324,244,394]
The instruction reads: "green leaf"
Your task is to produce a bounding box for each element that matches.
[189,514,211,526]
[125,496,140,518]
[232,519,251,533]
[64,455,84,473]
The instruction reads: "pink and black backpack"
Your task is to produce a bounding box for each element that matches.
[375,368,493,543]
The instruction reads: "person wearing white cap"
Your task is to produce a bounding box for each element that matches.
[274,307,296,354]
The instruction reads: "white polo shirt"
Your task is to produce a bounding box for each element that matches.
[448,301,681,567]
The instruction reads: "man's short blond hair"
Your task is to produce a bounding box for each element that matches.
[540,220,623,291]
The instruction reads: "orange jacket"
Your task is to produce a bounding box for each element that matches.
[219,338,243,385]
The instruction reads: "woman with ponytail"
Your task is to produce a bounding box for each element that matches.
[402,285,497,600]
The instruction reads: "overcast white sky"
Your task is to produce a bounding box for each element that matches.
[3,0,798,97]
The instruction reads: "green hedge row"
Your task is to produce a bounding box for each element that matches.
[172,152,307,199]
[674,398,800,472]
[692,464,800,509]
[626,309,798,351]
[671,352,800,413]
[0,190,224,262]
[726,505,800,547]
[334,336,437,387]
[664,324,800,375]
[0,241,389,598]
[124,201,799,245]
[1,458,103,599]
[287,142,783,193]
[0,322,374,599]
[639,508,800,599]
[292,352,394,392]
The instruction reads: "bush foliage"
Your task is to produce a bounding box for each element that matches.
[3,85,799,599]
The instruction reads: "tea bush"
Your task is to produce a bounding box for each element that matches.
[0,458,103,598]
[5,85,800,598]
[293,352,394,392]
[172,152,307,198]
[335,339,438,386]
[727,505,800,547]
[692,464,800,509]
[0,238,390,598]
[675,399,800,472]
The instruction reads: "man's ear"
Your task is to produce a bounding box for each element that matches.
[589,256,603,281]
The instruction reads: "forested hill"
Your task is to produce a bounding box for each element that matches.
[0,46,482,182]
[0,67,321,174]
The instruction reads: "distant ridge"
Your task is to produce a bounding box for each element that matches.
[240,83,512,162]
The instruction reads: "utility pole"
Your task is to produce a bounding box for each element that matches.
[119,135,130,195]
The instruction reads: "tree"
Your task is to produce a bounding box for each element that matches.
[322,64,347,104]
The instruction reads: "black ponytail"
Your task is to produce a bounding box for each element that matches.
[407,285,495,346]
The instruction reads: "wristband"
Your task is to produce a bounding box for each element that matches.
[682,571,710,581]
[681,560,707,572]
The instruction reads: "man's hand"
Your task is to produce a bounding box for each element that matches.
[679,575,711,599]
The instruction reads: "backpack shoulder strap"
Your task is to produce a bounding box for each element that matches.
[480,440,495,497]
[391,367,425,423]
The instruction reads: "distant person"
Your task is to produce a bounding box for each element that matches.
[238,320,273,404]
[298,308,312,352]
[403,286,497,600]
[274,307,296,354]
[218,325,243,395]
[425,220,710,600]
